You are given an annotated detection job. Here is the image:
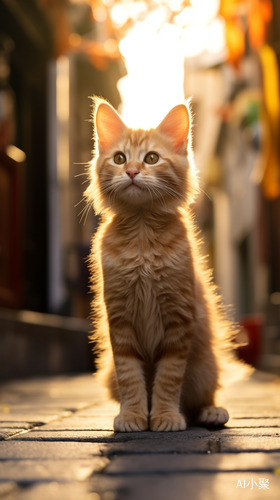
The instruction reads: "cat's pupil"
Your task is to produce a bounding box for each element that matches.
[114,153,126,164]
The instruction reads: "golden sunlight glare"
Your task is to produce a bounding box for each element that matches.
[118,13,184,128]
[114,0,225,129]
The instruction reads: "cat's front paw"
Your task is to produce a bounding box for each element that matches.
[114,412,148,432]
[150,411,186,432]
[197,406,229,427]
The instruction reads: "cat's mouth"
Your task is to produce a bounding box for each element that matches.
[125,182,142,191]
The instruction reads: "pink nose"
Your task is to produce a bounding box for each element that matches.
[126,169,139,180]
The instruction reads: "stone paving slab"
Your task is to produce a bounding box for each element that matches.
[216,427,280,436]
[0,441,102,459]
[41,416,115,431]
[11,430,118,442]
[226,398,280,407]
[227,418,280,427]
[0,422,35,430]
[0,458,107,483]
[0,482,19,498]
[104,452,280,474]
[75,406,120,417]
[12,427,212,442]
[225,408,280,418]
[90,473,280,500]
[0,429,27,441]
[100,436,280,456]
[0,482,95,500]
[0,401,94,410]
[220,436,280,452]
[42,416,280,431]
[0,371,280,500]
[0,411,73,423]
[101,437,212,456]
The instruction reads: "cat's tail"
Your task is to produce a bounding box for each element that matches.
[211,298,254,388]
[219,331,254,387]
[196,252,254,388]
[188,210,254,388]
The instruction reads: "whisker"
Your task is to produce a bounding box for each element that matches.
[78,202,91,222]
[83,202,92,225]
[75,197,86,207]
[147,183,167,211]
[153,181,181,200]
[160,188,181,200]
[200,188,212,201]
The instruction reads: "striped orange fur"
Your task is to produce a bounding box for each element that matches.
[85,98,251,432]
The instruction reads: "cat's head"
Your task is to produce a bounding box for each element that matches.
[85,98,198,215]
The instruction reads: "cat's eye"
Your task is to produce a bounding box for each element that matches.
[144,152,159,165]
[114,152,126,164]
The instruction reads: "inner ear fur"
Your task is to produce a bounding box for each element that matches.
[95,102,127,150]
[156,104,190,151]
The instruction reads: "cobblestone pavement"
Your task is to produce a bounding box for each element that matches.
[0,370,280,500]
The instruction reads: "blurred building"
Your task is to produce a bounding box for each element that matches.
[0,0,52,312]
[183,1,280,371]
[0,0,123,319]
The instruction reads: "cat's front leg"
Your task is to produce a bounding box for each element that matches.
[150,335,191,432]
[110,322,148,432]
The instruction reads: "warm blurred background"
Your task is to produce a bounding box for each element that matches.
[1,0,280,379]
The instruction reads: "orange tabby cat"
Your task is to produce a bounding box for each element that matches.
[85,97,248,432]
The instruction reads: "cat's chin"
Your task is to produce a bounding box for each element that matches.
[119,184,152,205]
[110,197,178,215]
[104,182,181,212]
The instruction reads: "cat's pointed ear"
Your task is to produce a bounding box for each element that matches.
[156,104,190,151]
[95,102,127,151]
